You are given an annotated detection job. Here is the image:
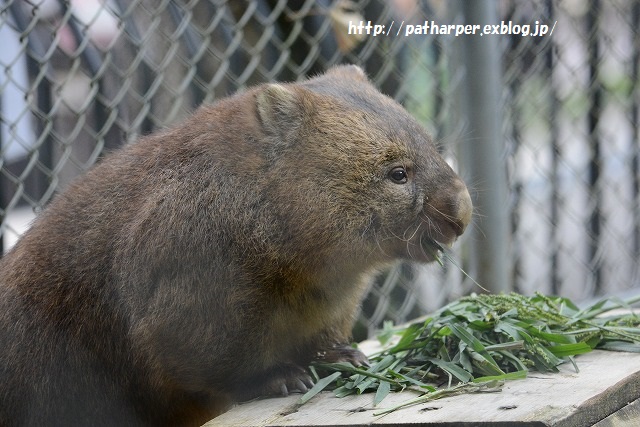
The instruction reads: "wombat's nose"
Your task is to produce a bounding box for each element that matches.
[452,183,473,236]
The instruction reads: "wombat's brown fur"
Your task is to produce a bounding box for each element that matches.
[0,66,472,426]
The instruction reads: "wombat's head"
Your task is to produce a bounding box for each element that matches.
[254,65,472,267]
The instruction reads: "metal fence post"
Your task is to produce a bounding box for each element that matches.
[458,0,511,293]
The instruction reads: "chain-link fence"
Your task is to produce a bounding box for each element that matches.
[2,0,639,339]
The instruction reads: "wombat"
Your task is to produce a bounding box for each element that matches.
[0,65,472,426]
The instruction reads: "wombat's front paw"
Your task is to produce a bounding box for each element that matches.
[259,364,315,397]
[315,344,369,367]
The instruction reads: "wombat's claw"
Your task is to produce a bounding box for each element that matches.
[263,365,314,397]
[316,344,370,367]
[289,377,314,395]
[278,374,314,397]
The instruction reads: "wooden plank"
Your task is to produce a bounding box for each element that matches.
[592,398,640,427]
[204,350,640,426]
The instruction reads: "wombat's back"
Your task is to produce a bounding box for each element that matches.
[0,109,248,425]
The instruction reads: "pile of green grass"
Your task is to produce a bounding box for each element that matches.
[301,292,640,415]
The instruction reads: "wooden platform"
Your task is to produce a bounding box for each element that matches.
[205,349,640,426]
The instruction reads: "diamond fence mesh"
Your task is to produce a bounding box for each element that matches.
[1,0,639,339]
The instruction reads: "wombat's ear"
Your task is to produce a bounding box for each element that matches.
[326,65,368,82]
[256,84,305,138]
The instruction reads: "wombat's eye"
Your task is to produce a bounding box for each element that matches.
[388,167,408,184]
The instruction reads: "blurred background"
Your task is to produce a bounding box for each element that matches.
[1,0,639,340]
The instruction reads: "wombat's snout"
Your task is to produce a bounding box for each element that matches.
[429,179,473,248]
[453,184,473,236]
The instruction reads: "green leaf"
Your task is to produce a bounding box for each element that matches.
[301,291,640,416]
[528,344,564,370]
[387,368,432,389]
[447,323,504,375]
[334,385,355,398]
[425,357,473,383]
[545,342,593,357]
[377,320,397,346]
[484,341,525,352]
[373,380,391,406]
[389,322,424,353]
[517,324,576,344]
[473,370,528,383]
[598,341,640,352]
[299,372,341,404]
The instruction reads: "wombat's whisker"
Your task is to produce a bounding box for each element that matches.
[402,222,422,242]
[425,202,459,223]
[418,214,443,241]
